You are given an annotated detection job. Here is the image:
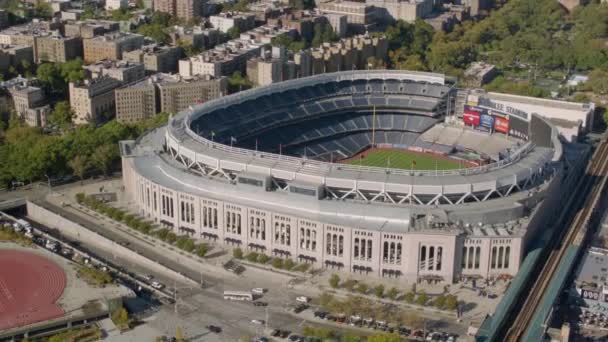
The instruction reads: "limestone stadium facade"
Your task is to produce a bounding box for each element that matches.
[120,70,566,283]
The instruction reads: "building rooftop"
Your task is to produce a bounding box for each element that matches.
[84,59,143,72]
[90,31,143,42]
[464,61,496,78]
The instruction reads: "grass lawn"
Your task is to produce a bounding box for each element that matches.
[346,149,464,170]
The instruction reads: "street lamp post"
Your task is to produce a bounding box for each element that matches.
[44,174,51,195]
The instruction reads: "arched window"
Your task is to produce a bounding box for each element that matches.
[275,223,280,241]
[436,247,442,271]
[354,238,360,258]
[338,235,344,256]
[420,246,427,270]
[491,247,497,269]
[504,246,511,269]
[236,214,241,234]
[475,246,481,269]
[226,212,231,231]
[311,230,316,251]
[383,241,389,262]
[326,233,332,254]
[498,247,504,269]
[332,234,338,256]
[300,228,305,248]
[213,209,218,228]
[286,225,291,245]
[280,223,285,244]
[390,242,396,263]
[203,207,208,227]
[306,229,311,249]
[396,243,402,264]
[428,246,435,270]
[367,240,372,260]
[468,246,474,269]
[261,219,266,240]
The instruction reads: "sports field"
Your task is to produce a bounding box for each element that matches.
[345,149,465,170]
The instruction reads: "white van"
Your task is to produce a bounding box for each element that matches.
[151,281,165,290]
[296,296,310,303]
[252,288,266,295]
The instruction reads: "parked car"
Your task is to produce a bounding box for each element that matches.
[288,335,304,342]
[255,337,269,342]
[253,301,268,307]
[206,325,222,333]
[144,274,154,281]
[251,319,265,325]
[279,330,291,338]
[313,310,328,319]
[151,281,165,290]
[293,304,308,313]
[296,296,310,303]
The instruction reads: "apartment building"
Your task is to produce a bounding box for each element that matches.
[0,45,34,75]
[115,73,227,123]
[64,20,120,39]
[10,85,45,118]
[179,25,294,77]
[83,32,144,63]
[84,60,146,85]
[69,76,122,125]
[106,0,128,10]
[326,13,348,38]
[246,46,296,86]
[209,12,256,33]
[268,10,326,41]
[153,0,205,20]
[317,0,378,32]
[0,19,66,60]
[168,26,223,51]
[35,32,83,63]
[246,34,387,85]
[122,44,183,73]
[365,0,433,22]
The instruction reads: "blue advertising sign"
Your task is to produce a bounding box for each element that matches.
[480,114,495,129]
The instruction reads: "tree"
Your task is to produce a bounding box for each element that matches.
[257,254,269,263]
[373,284,385,298]
[49,101,74,129]
[33,1,53,18]
[445,295,459,311]
[166,232,177,244]
[68,155,90,182]
[416,291,428,306]
[109,8,132,21]
[246,252,259,262]
[271,258,284,269]
[91,144,118,176]
[357,283,368,294]
[177,39,201,57]
[233,247,244,259]
[227,26,241,40]
[111,307,129,327]
[227,71,252,93]
[387,287,399,300]
[195,244,208,257]
[587,68,608,94]
[138,23,170,44]
[329,273,340,288]
[284,258,295,270]
[434,295,446,309]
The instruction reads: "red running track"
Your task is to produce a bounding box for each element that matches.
[0,250,66,330]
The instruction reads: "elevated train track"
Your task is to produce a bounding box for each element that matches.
[503,139,608,341]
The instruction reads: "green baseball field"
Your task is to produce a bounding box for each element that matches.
[345,149,465,170]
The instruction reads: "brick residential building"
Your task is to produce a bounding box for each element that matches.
[9,84,51,127]
[64,20,120,39]
[167,26,222,50]
[35,32,83,63]
[83,32,144,63]
[122,44,183,73]
[115,73,227,123]
[69,76,122,125]
[83,60,146,85]
[179,26,294,78]
[153,0,205,20]
[317,0,378,33]
[209,12,257,33]
[0,45,34,75]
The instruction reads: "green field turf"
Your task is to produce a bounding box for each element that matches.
[346,149,464,170]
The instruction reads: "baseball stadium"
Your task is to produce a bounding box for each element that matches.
[121,70,567,282]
